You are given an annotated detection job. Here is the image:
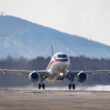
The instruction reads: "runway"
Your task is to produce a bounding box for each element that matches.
[0,87,110,110]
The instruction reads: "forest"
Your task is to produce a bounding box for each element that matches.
[0,56,110,70]
[0,56,110,87]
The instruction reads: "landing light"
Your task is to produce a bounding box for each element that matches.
[60,73,64,77]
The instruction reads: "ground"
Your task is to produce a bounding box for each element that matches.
[0,87,110,110]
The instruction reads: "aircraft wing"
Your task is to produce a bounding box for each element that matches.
[84,70,110,74]
[68,70,110,75]
[0,69,47,76]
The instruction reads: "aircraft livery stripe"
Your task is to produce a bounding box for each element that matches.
[46,60,68,70]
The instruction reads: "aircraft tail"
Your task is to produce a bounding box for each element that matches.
[51,44,54,57]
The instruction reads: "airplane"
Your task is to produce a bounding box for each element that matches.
[0,52,110,89]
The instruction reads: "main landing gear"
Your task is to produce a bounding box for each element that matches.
[67,75,76,90]
[68,83,75,89]
[38,83,45,89]
[38,75,48,89]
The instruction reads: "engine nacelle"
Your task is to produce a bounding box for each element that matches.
[29,72,39,82]
[77,71,88,82]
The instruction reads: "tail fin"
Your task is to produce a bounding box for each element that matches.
[51,44,54,57]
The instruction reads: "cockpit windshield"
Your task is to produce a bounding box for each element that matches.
[57,54,67,58]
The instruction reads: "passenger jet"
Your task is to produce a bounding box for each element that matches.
[0,52,110,89]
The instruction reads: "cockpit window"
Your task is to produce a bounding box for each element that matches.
[57,54,67,58]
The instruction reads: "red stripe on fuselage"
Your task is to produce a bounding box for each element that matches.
[46,60,68,71]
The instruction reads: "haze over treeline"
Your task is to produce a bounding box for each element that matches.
[0,56,110,87]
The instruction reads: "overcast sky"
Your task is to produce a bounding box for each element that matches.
[0,0,110,45]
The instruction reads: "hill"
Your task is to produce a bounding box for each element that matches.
[0,15,110,59]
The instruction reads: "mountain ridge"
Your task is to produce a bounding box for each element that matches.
[0,15,110,59]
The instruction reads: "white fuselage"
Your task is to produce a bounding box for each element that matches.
[46,53,70,83]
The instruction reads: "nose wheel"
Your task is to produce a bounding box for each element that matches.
[38,83,45,89]
[68,83,75,89]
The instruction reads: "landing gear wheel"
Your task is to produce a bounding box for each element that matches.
[38,83,45,89]
[68,83,75,90]
[69,83,71,89]
[42,83,45,89]
[39,84,41,89]
[72,84,75,89]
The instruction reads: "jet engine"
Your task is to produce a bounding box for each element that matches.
[29,72,39,82]
[77,71,88,82]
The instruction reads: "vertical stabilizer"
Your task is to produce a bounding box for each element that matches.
[51,44,54,57]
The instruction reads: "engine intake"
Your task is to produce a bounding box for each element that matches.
[77,71,87,82]
[29,72,39,82]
